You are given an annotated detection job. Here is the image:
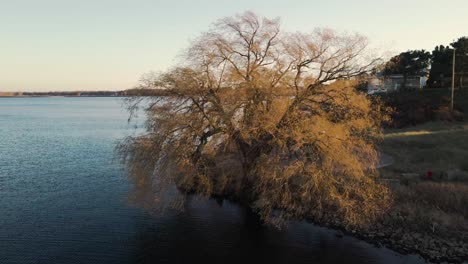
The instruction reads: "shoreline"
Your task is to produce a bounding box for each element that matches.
[206,192,467,263]
[307,214,467,263]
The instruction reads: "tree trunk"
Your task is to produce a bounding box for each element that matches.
[232,130,275,202]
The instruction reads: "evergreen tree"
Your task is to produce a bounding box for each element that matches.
[382,50,431,88]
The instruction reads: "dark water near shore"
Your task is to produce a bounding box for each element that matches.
[0,98,425,264]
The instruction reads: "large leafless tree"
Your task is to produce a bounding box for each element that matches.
[119,12,390,227]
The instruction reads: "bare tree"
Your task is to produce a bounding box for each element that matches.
[119,11,390,227]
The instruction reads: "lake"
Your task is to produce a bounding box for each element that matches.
[0,97,425,264]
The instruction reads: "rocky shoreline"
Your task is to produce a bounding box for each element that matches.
[312,217,468,264]
[198,191,468,263]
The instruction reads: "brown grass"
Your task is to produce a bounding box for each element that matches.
[378,121,468,238]
[394,182,468,217]
[380,121,468,178]
[388,182,468,237]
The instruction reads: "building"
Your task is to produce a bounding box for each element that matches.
[367,74,427,94]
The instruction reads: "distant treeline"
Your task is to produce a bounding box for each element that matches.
[124,88,172,96]
[0,89,170,97]
[380,36,468,88]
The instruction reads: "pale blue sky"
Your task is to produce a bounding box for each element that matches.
[1,0,467,91]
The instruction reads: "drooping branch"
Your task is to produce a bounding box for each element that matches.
[121,11,390,227]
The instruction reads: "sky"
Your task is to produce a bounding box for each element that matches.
[1,0,467,92]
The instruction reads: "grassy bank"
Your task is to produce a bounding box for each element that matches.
[370,121,468,262]
[381,121,468,177]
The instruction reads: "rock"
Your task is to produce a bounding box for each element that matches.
[335,230,344,238]
[441,247,448,255]
[413,232,422,239]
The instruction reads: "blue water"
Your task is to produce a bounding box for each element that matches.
[0,97,425,264]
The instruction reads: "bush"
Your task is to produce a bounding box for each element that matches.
[379,90,465,128]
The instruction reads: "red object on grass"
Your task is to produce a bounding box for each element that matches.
[427,171,433,180]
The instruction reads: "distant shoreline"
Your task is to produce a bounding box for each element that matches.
[0,89,169,97]
[0,91,123,97]
[0,95,127,98]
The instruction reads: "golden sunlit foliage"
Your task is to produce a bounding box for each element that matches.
[118,12,391,227]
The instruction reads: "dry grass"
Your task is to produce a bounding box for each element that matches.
[380,121,468,178]
[395,182,468,217]
[379,122,468,236]
[389,182,468,236]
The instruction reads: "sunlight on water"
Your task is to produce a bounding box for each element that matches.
[0,98,425,264]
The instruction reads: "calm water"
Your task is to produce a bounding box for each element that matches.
[0,97,425,264]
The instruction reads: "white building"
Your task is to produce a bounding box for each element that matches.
[367,75,428,94]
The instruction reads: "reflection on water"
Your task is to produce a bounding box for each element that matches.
[0,98,425,264]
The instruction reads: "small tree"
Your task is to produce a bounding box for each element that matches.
[119,12,391,227]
